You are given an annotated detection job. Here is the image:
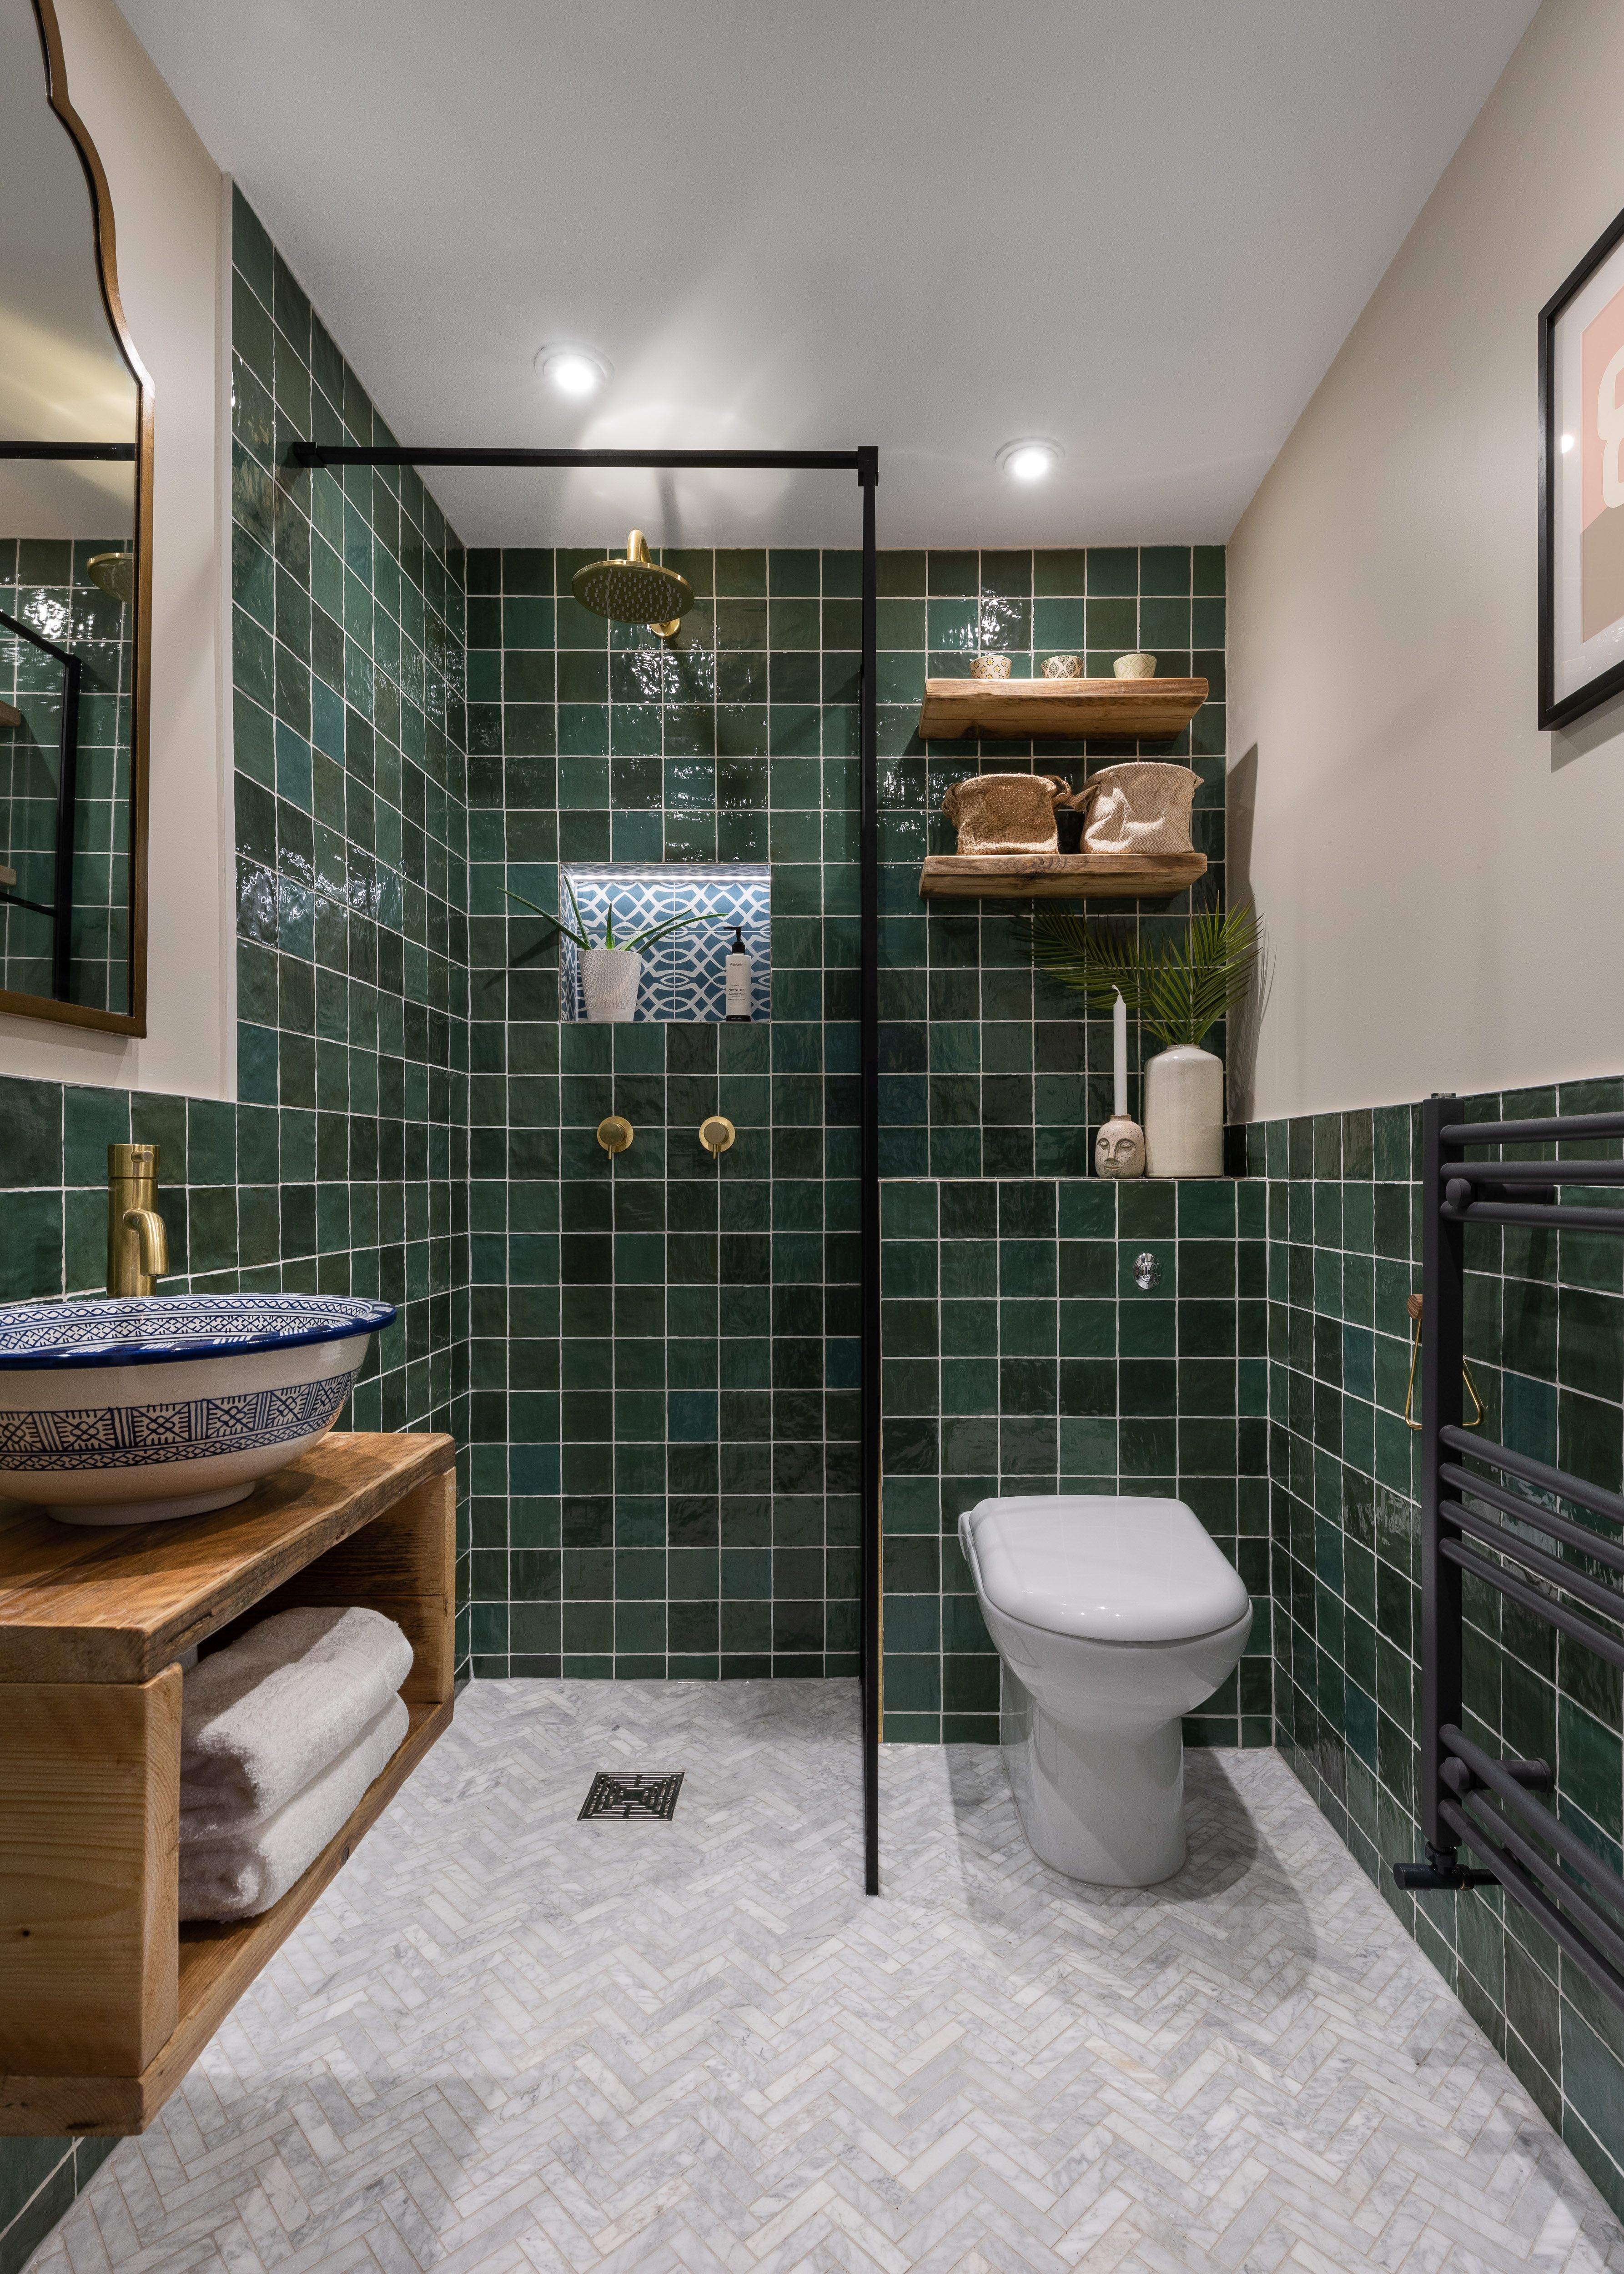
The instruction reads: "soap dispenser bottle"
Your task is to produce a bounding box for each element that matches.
[724,923,753,1021]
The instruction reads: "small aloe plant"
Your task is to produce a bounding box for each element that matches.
[507,872,726,955]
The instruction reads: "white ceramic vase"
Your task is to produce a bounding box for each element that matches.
[580,946,643,1022]
[1143,1045,1224,1177]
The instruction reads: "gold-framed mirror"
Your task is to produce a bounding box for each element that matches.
[0,0,152,1033]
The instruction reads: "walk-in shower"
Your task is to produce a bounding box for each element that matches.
[291,438,884,1894]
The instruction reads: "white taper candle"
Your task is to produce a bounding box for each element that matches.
[1113,989,1127,1119]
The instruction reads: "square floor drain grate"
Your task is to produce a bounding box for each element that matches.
[578,1771,684,1821]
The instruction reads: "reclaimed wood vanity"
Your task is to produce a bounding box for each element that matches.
[0,1430,456,2135]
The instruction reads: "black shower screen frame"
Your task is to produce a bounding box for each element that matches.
[292,440,883,1896]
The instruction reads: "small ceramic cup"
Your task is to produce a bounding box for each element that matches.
[1042,654,1081,679]
[1113,652,1157,679]
[970,653,1012,680]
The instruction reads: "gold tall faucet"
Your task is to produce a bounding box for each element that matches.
[107,1143,169,1297]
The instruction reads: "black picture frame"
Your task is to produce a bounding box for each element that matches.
[1538,197,1624,729]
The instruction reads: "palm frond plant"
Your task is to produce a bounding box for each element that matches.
[506,872,727,956]
[1010,896,1263,1051]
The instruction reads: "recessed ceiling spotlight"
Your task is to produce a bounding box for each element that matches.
[536,343,612,398]
[996,437,1063,483]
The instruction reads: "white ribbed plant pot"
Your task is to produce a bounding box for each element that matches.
[581,947,643,1022]
[1143,1045,1224,1177]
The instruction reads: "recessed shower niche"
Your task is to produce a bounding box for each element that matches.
[558,862,770,1023]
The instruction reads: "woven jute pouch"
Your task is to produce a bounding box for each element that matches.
[1067,763,1197,854]
[942,772,1069,854]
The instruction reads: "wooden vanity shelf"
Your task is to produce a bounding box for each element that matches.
[920,850,1208,901]
[917,674,1207,741]
[0,1430,456,2136]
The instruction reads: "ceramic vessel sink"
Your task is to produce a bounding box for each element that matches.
[0,1293,395,1524]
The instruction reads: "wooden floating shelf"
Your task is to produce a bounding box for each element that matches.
[0,1430,457,2136]
[920,851,1208,901]
[917,675,1207,740]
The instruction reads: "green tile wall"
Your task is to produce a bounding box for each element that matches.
[0,2139,115,2274]
[876,543,1227,1179]
[1255,1082,1624,2218]
[228,187,474,1654]
[879,1173,1272,1742]
[464,545,863,1677]
[466,543,1227,1687]
[872,543,1242,1739]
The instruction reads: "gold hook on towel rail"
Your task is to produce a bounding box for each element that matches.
[1403,1292,1483,1432]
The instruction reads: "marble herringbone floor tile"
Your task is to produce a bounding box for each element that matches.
[30,1681,1624,2274]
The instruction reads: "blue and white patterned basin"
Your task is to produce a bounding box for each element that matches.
[0,1293,395,1525]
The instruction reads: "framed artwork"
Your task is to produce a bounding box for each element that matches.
[1539,201,1624,729]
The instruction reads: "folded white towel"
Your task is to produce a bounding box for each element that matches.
[179,1693,409,1922]
[181,1605,414,1822]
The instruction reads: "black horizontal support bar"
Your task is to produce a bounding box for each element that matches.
[1444,1498,1624,1625]
[0,888,56,918]
[1440,1537,1624,1673]
[1454,1795,1624,1977]
[1393,1857,1496,1891]
[1441,1426,1624,1529]
[1443,1722,1624,1916]
[0,439,136,461]
[291,443,873,474]
[1441,1109,1624,1146]
[1445,1159,1624,1184]
[1440,1798,1624,2014]
[1439,1461,1624,1576]
[0,607,76,669]
[1440,1198,1624,1233]
[1440,1751,1552,1798]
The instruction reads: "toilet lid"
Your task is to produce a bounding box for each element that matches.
[961,1496,1251,1644]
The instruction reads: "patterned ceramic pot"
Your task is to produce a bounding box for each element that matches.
[1113,651,1157,679]
[580,946,643,1021]
[0,1293,395,1524]
[969,653,1011,680]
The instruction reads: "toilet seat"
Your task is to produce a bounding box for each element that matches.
[962,1495,1250,1645]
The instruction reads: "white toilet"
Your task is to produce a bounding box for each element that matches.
[959,1495,1252,1887]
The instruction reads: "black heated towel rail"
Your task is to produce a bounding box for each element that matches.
[1394,1094,1624,2019]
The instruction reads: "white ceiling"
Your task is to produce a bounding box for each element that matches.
[116,0,1537,551]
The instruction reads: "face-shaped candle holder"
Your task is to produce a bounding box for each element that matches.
[1095,1115,1146,1179]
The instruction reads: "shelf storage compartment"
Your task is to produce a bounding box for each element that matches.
[919,851,1208,901]
[917,675,1207,741]
[0,1431,456,2135]
[556,861,769,1023]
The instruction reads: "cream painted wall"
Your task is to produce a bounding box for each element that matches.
[1228,0,1624,1123]
[0,0,231,1098]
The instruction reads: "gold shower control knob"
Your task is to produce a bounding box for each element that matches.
[699,1115,735,1157]
[597,1116,634,1156]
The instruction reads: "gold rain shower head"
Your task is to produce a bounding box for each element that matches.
[571,530,693,637]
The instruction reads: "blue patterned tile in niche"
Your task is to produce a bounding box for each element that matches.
[558,863,770,1023]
